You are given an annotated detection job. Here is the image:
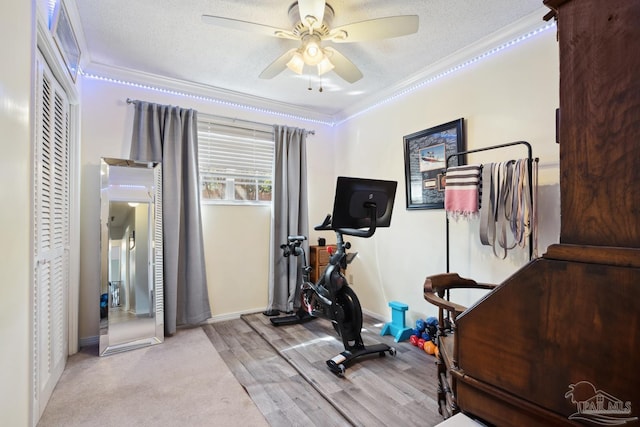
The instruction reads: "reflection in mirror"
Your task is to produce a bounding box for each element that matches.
[100,158,163,356]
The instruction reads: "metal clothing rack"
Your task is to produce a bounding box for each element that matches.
[444,140,535,273]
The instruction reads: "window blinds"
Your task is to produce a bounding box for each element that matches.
[197,115,274,203]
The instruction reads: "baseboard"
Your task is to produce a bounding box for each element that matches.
[204,308,265,324]
[79,308,385,347]
[361,308,387,323]
[208,308,387,324]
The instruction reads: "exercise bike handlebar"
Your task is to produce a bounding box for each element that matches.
[281,235,306,258]
[313,203,379,238]
[314,215,332,231]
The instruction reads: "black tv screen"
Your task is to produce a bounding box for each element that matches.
[331,177,397,229]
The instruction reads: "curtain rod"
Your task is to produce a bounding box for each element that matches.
[126,98,315,135]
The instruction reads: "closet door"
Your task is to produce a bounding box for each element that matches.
[33,51,70,419]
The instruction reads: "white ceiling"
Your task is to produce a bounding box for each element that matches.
[73,0,548,123]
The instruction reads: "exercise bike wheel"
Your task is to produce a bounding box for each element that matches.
[332,286,363,342]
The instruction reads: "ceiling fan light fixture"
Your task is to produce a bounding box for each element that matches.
[302,40,323,65]
[317,56,334,75]
[203,1,417,84]
[286,51,305,74]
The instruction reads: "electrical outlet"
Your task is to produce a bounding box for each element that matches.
[349,274,354,284]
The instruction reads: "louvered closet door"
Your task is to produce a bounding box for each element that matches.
[33,52,70,419]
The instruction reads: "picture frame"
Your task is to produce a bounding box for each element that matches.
[51,0,81,82]
[403,118,465,209]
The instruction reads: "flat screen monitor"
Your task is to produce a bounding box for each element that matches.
[331,176,397,229]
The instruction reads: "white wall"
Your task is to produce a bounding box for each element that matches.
[0,0,34,425]
[333,27,560,325]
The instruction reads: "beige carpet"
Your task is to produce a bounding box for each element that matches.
[38,326,268,427]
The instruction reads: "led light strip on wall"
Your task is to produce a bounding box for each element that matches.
[82,73,334,127]
[83,21,556,128]
[337,21,556,126]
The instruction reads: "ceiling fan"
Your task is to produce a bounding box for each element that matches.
[202,0,419,83]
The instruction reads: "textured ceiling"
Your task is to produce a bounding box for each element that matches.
[73,0,547,121]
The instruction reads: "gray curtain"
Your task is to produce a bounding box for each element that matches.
[266,125,309,313]
[129,100,211,335]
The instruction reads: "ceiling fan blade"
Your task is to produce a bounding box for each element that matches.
[324,47,363,83]
[259,49,297,79]
[328,15,419,43]
[202,15,298,40]
[297,0,326,31]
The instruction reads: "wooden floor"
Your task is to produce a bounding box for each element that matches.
[202,311,442,427]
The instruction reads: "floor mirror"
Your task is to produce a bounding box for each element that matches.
[99,157,164,356]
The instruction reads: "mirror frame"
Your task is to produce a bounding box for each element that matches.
[99,157,164,356]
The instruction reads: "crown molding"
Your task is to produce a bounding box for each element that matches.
[82,62,338,126]
[335,7,555,125]
[81,7,553,129]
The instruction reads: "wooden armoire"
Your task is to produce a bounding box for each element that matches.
[432,1,640,425]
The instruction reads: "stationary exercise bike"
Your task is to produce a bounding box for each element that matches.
[271,177,398,376]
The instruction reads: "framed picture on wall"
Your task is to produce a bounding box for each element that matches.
[403,118,465,209]
[51,0,81,82]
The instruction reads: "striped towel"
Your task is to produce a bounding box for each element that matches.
[445,164,481,220]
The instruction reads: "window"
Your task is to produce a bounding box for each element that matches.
[198,115,274,204]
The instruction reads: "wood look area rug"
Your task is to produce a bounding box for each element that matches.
[203,311,442,426]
